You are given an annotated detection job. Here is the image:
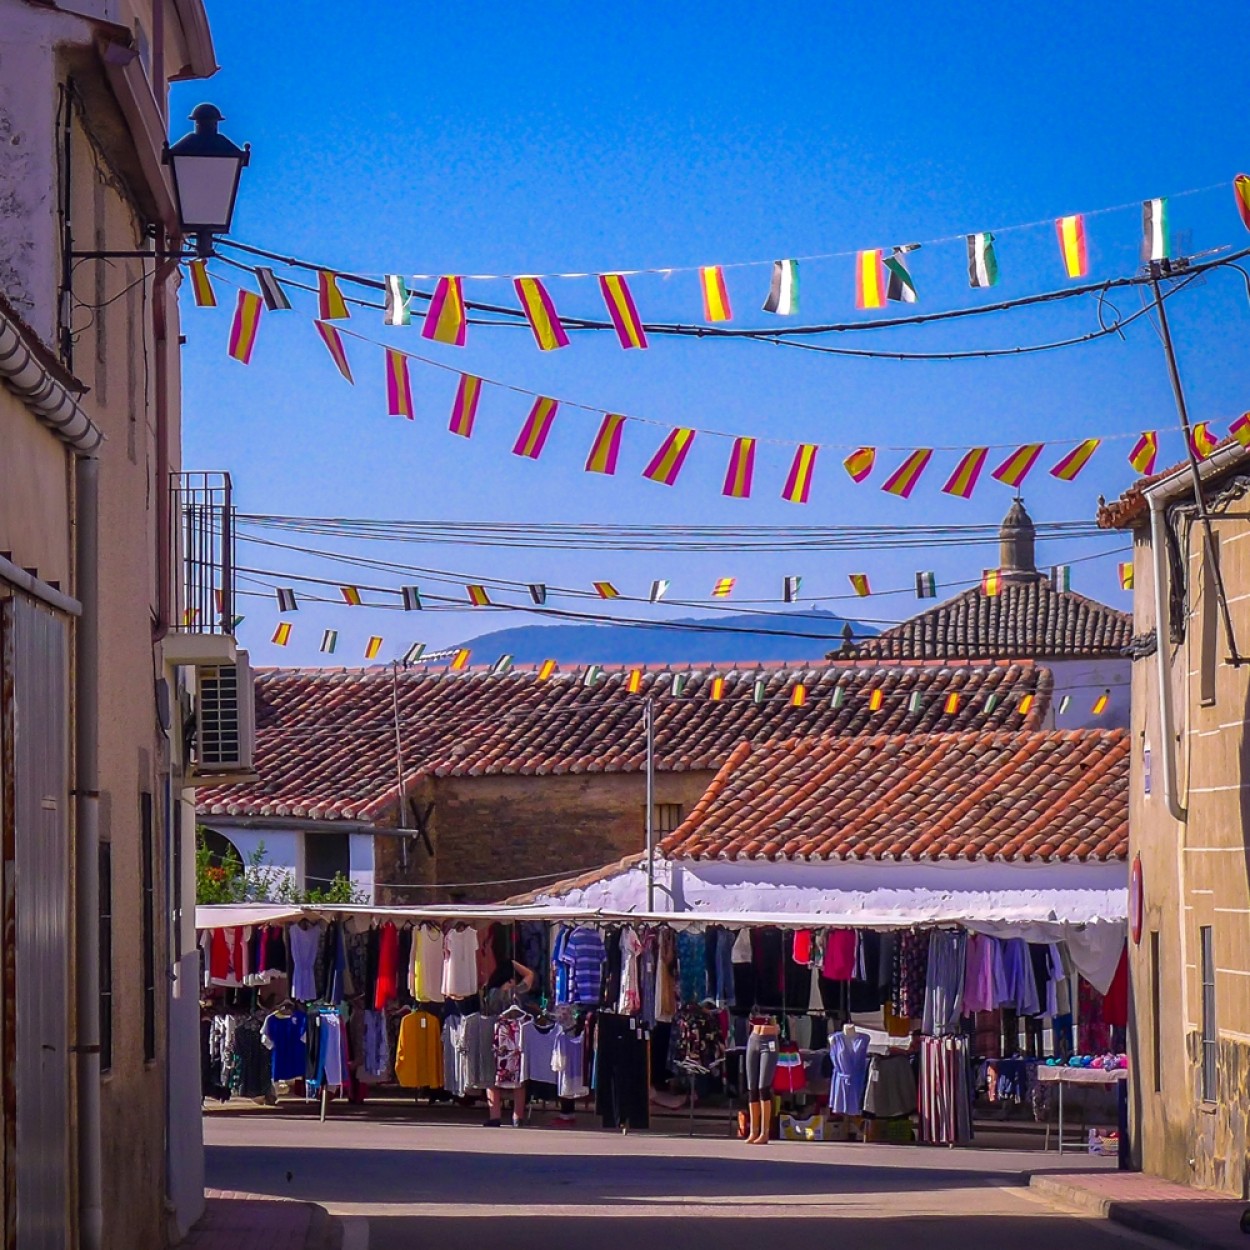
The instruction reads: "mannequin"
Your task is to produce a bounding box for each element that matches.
[745,1014,780,1145]
[829,1019,871,1120]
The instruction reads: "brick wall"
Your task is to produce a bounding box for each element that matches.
[384,770,715,903]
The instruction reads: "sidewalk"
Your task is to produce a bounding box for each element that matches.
[1030,1170,1250,1250]
[182,1191,338,1250]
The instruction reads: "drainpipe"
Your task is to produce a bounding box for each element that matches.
[1147,490,1186,822]
[74,455,103,1250]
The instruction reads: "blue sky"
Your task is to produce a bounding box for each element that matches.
[174,1,1250,666]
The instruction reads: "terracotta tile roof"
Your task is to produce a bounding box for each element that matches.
[658,728,1128,863]
[854,580,1131,660]
[1097,437,1250,529]
[197,660,1053,823]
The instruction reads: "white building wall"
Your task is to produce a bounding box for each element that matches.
[349,833,375,902]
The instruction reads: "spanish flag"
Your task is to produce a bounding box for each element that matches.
[943,693,960,715]
[1234,175,1250,232]
[317,271,350,320]
[626,669,643,694]
[536,659,558,682]
[1128,431,1158,475]
[449,374,481,438]
[340,586,362,606]
[450,648,471,671]
[314,321,354,383]
[868,688,884,712]
[710,676,726,701]
[271,622,292,646]
[981,568,1002,597]
[790,683,807,708]
[1018,693,1034,717]
[881,449,933,498]
[1055,215,1088,278]
[782,444,818,504]
[598,273,647,349]
[593,582,620,599]
[364,636,383,660]
[227,291,263,364]
[466,585,491,607]
[991,444,1044,489]
[585,414,626,475]
[514,277,570,351]
[941,448,987,499]
[722,437,755,499]
[712,577,735,599]
[385,348,414,419]
[1190,421,1219,458]
[1091,690,1110,716]
[1119,562,1134,591]
[1230,413,1250,447]
[855,250,886,309]
[1049,438,1101,482]
[643,428,696,486]
[843,447,876,484]
[849,574,871,597]
[422,275,467,347]
[188,259,216,307]
[699,266,732,322]
[512,397,559,460]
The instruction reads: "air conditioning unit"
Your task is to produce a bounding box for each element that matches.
[192,649,257,781]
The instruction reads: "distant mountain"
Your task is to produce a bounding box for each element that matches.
[454,609,875,667]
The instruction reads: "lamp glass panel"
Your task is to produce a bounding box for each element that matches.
[171,154,239,230]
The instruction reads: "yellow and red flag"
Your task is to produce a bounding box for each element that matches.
[626,669,644,694]
[449,373,481,438]
[364,636,383,660]
[450,648,471,671]
[790,683,807,708]
[314,321,354,383]
[643,428,696,486]
[712,577,735,598]
[385,348,414,419]
[271,622,292,646]
[1049,438,1101,481]
[593,582,620,599]
[1119,562,1134,590]
[722,437,756,499]
[598,273,647,349]
[317,270,350,320]
[881,449,933,498]
[422,275,467,347]
[991,444,1044,488]
[340,586,363,606]
[514,277,570,351]
[1055,214,1088,278]
[466,585,491,606]
[843,447,876,484]
[1091,691,1110,716]
[536,659,558,682]
[227,291,263,364]
[585,413,626,475]
[981,568,1002,597]
[188,259,216,307]
[1018,693,1035,717]
[868,688,884,712]
[944,692,960,715]
[699,266,732,322]
[709,676,726,701]
[782,444,818,504]
[1229,413,1250,447]
[1190,421,1219,458]
[512,397,558,460]
[855,250,885,309]
[1235,175,1250,231]
[1128,431,1158,475]
[942,448,988,499]
[849,574,871,597]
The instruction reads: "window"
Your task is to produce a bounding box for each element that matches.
[141,792,156,1064]
[99,841,113,1075]
[1150,930,1161,1093]
[653,804,684,834]
[1200,532,1220,705]
[303,831,350,896]
[1200,925,1216,1101]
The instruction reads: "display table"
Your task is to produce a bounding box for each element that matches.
[1036,1066,1127,1153]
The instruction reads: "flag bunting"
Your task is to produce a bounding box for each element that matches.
[255,267,291,311]
[585,414,626,475]
[599,274,647,349]
[450,648,471,671]
[1190,421,1218,458]
[340,586,362,606]
[844,447,876,484]
[1049,439,1101,481]
[966,232,999,288]
[593,582,620,599]
[712,577,735,598]
[422,276,467,347]
[855,250,885,309]
[318,271,350,320]
[364,636,383,660]
[384,275,412,326]
[881,450,933,498]
[403,643,426,664]
[991,443,1044,488]
[699,266,732,322]
[189,259,216,307]
[782,444,818,504]
[227,291,263,364]
[1128,431,1158,476]
[849,574,871,597]
[884,245,919,303]
[320,629,338,654]
[982,568,1002,597]
[1056,214,1089,278]
[449,374,482,438]
[762,260,798,315]
[276,588,298,612]
[512,397,558,460]
[722,437,756,499]
[466,585,491,606]
[402,586,422,611]
[643,428,696,486]
[514,277,570,351]
[271,622,292,646]
[915,571,937,599]
[385,348,415,418]
[1119,562,1134,590]
[942,448,987,499]
[314,321,354,383]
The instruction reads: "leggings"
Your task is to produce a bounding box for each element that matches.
[745,1031,779,1098]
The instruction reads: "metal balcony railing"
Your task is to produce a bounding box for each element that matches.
[174,471,235,635]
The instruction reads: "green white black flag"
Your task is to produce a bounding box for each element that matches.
[915,571,937,598]
[1142,198,1171,263]
[884,246,919,303]
[966,232,999,288]
[385,275,412,326]
[762,259,799,315]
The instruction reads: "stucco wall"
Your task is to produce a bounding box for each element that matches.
[1128,501,1250,1199]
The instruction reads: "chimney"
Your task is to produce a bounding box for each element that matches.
[999,499,1040,583]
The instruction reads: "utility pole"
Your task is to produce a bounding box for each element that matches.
[1148,259,1241,664]
[644,696,655,912]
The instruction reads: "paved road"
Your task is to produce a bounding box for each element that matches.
[205,1110,1150,1250]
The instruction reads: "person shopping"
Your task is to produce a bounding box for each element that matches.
[481,959,538,1127]
[744,1014,780,1145]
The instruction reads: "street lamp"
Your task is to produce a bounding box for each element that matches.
[164,104,250,257]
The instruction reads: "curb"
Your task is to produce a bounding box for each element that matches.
[1028,1175,1238,1250]
[307,1203,344,1250]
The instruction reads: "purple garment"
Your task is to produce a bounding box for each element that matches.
[962,934,1002,1014]
[999,938,1040,1016]
[828,1030,871,1115]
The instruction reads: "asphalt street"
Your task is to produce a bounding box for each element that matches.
[205,1110,1149,1250]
